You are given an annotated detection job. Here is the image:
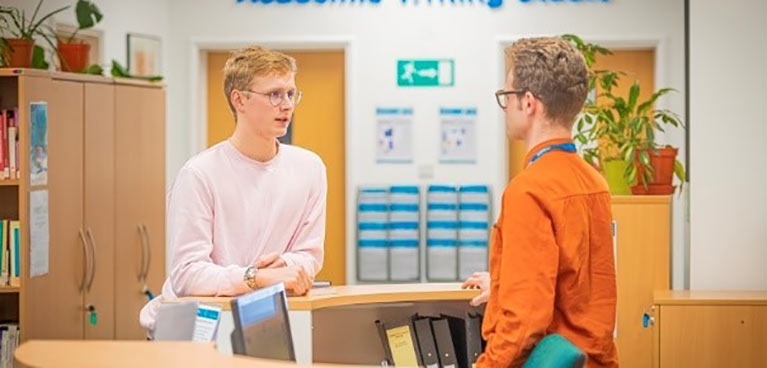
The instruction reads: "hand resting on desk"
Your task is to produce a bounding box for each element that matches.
[254,252,313,296]
[461,271,490,307]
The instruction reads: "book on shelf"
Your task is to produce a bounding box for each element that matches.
[0,109,19,181]
[0,323,20,368]
[0,220,20,287]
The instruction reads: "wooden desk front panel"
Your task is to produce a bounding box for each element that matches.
[658,305,767,368]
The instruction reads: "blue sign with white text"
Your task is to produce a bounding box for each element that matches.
[237,0,609,10]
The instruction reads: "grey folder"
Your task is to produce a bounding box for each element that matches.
[154,300,199,341]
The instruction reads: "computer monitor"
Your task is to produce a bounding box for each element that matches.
[230,283,295,361]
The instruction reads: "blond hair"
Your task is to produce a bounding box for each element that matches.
[505,37,588,127]
[223,46,297,118]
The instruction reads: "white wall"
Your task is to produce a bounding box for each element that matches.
[163,0,688,285]
[689,0,767,290]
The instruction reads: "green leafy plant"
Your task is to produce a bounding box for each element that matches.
[562,34,686,192]
[57,0,102,44]
[0,1,68,40]
[111,60,162,82]
[0,0,69,68]
[80,63,102,75]
[31,43,48,69]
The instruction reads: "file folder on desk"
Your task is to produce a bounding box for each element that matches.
[431,317,458,368]
[413,316,440,368]
[442,312,483,368]
[375,319,422,367]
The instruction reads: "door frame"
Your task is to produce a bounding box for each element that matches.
[188,36,356,283]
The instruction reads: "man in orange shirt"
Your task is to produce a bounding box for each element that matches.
[462,37,619,367]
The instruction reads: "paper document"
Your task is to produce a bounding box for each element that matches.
[29,190,49,277]
[193,304,222,343]
[386,325,419,366]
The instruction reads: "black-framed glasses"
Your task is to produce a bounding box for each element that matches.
[242,89,302,107]
[495,88,528,109]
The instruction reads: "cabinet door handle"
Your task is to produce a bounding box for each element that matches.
[86,228,97,291]
[78,229,91,292]
[137,225,148,281]
[140,224,152,281]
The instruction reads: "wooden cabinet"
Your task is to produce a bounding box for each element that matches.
[23,77,85,340]
[0,69,165,342]
[611,196,671,368]
[114,82,166,340]
[653,291,767,368]
[23,76,117,340]
[83,82,116,339]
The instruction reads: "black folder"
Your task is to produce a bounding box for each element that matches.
[466,312,483,366]
[375,320,394,365]
[442,312,483,368]
[413,316,440,368]
[431,317,458,368]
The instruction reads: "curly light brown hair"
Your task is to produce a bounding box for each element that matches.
[223,46,297,118]
[505,37,588,127]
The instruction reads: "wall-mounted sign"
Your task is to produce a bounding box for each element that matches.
[237,0,608,10]
[376,107,414,163]
[397,59,454,87]
[440,107,477,163]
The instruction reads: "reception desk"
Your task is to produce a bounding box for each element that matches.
[13,340,348,368]
[171,283,480,365]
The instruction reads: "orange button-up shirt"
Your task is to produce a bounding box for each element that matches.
[478,138,619,368]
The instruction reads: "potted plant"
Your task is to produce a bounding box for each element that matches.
[0,1,68,68]
[56,0,102,72]
[564,34,686,195]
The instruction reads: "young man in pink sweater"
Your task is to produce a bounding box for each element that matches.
[140,46,326,332]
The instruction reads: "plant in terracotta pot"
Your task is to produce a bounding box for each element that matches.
[564,34,686,195]
[0,1,68,68]
[580,81,685,195]
[56,0,102,72]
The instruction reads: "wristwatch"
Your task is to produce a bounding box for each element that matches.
[244,266,259,290]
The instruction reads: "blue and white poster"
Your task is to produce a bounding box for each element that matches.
[30,102,48,186]
[440,107,477,163]
[376,107,413,163]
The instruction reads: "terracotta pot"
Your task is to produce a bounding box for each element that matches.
[648,184,675,195]
[3,39,35,68]
[631,147,679,195]
[58,43,91,72]
[631,183,675,195]
[630,185,649,195]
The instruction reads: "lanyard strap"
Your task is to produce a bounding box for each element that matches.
[528,142,577,167]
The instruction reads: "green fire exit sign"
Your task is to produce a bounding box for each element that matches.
[397,59,454,87]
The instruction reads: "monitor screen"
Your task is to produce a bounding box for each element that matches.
[230,283,295,361]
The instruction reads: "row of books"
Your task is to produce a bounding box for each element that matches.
[0,220,20,287]
[376,311,484,368]
[0,324,19,368]
[0,109,20,181]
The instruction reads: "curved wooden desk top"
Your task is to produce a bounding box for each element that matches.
[14,340,354,368]
[654,290,767,306]
[175,283,480,311]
